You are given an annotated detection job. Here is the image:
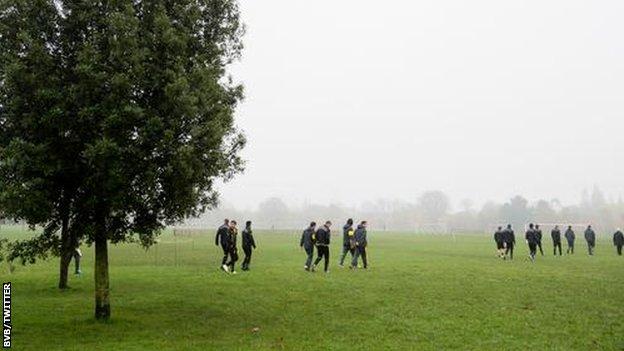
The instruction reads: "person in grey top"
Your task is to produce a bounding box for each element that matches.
[584,225,596,256]
[300,222,317,271]
[565,226,575,254]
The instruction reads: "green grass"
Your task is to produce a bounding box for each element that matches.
[1,226,623,350]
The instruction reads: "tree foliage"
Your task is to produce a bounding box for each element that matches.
[0,0,246,319]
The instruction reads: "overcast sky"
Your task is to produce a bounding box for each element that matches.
[219,0,624,210]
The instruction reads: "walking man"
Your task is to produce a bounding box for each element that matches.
[613,229,624,256]
[551,225,562,256]
[241,221,256,271]
[215,219,230,271]
[313,221,332,273]
[224,220,239,274]
[584,225,596,256]
[494,226,505,258]
[535,224,544,255]
[351,221,368,269]
[526,223,538,262]
[300,222,317,271]
[339,219,355,267]
[565,226,575,254]
[503,224,515,260]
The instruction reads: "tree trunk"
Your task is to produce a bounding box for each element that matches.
[58,251,72,289]
[58,196,72,289]
[94,227,110,320]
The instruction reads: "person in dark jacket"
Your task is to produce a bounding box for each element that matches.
[525,223,538,262]
[351,221,368,269]
[313,221,332,273]
[584,225,596,256]
[613,229,624,255]
[494,226,505,258]
[241,221,256,271]
[215,219,230,270]
[535,224,544,255]
[565,226,575,254]
[339,219,355,267]
[300,222,317,271]
[503,224,515,260]
[224,220,239,274]
[551,225,562,256]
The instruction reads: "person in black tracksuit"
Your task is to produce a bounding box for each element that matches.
[551,225,562,256]
[494,227,505,258]
[300,222,317,271]
[535,224,544,255]
[565,226,575,254]
[526,223,538,262]
[215,219,230,270]
[241,221,256,271]
[225,220,239,273]
[584,225,596,256]
[613,229,624,256]
[351,221,368,269]
[503,224,515,260]
[313,221,332,272]
[339,219,355,266]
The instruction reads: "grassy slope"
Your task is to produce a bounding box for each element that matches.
[1,227,622,350]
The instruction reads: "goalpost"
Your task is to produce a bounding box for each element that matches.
[172,227,212,237]
[415,222,450,235]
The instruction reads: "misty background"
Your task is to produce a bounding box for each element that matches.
[192,1,624,232]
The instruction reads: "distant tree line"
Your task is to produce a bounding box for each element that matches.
[184,187,624,236]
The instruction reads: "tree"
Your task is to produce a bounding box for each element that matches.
[257,197,289,228]
[0,0,79,289]
[0,0,245,320]
[460,198,474,213]
[500,196,531,229]
[417,191,450,222]
[533,199,556,222]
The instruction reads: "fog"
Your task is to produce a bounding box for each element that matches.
[214,1,624,221]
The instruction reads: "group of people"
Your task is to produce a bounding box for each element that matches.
[215,219,257,274]
[494,224,624,261]
[299,219,369,273]
[212,219,621,273]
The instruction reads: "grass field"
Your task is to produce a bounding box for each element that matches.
[1,226,623,350]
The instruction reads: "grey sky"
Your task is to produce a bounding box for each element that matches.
[220,0,624,210]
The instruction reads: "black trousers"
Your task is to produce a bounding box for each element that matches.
[553,242,562,256]
[352,246,367,268]
[505,243,514,259]
[567,241,574,254]
[314,246,330,272]
[221,244,229,265]
[339,244,354,265]
[226,249,238,270]
[528,242,537,258]
[537,241,544,255]
[242,246,253,269]
[617,245,622,255]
